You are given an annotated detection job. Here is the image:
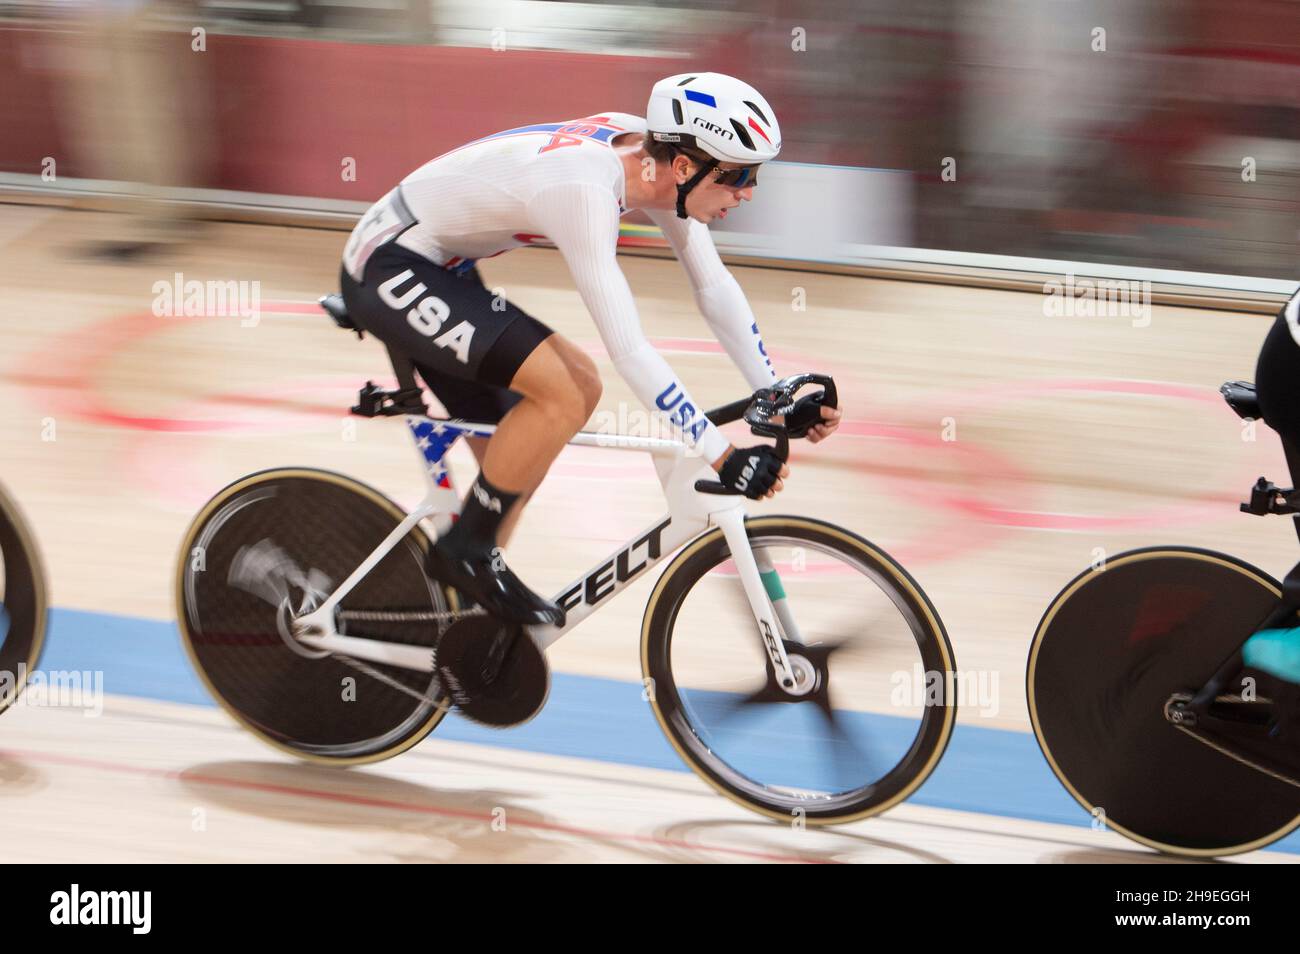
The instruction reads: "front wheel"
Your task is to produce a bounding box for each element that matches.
[641,515,957,824]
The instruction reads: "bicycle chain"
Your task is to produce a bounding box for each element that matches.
[338,607,485,623]
[328,605,486,706]
[332,652,450,709]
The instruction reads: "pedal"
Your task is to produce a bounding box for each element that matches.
[434,615,549,727]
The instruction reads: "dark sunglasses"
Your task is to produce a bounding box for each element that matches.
[714,165,760,188]
[670,146,760,188]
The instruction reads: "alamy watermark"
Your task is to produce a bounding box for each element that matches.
[890,663,999,717]
[1043,272,1151,327]
[50,884,151,934]
[590,400,709,458]
[2,665,104,717]
[152,272,261,327]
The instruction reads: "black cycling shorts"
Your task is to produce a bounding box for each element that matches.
[1255,305,1300,486]
[340,242,554,423]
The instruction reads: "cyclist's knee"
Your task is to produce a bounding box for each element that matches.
[512,338,600,427]
[569,351,602,418]
[546,336,601,417]
[555,372,596,430]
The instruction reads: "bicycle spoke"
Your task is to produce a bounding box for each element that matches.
[686,681,780,729]
[651,527,953,819]
[795,639,883,789]
[810,687,880,790]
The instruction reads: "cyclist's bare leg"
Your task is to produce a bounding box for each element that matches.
[469,334,600,536]
[427,335,598,625]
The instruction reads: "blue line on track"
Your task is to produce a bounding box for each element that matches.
[35,608,1300,855]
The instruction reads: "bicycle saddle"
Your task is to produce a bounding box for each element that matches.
[319,294,360,332]
[1221,380,1261,421]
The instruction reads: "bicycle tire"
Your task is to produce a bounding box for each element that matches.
[641,515,957,824]
[176,468,452,764]
[1028,546,1300,856]
[0,481,48,716]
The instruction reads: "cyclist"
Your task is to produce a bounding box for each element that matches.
[337,72,842,629]
[1245,284,1300,682]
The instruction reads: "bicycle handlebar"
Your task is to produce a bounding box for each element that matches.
[694,373,839,496]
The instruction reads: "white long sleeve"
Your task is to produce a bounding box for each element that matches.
[527,180,731,463]
[645,207,777,391]
[340,109,760,465]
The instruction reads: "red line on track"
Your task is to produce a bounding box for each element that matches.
[906,377,1263,531]
[15,306,1013,564]
[14,301,336,431]
[0,746,842,864]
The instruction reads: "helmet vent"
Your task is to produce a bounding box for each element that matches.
[677,76,696,86]
[729,119,755,151]
[672,98,684,125]
[743,100,769,125]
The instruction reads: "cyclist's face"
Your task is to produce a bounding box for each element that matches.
[676,156,758,223]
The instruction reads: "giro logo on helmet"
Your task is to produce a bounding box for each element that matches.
[692,117,734,140]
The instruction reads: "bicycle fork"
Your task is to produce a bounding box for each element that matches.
[713,508,802,691]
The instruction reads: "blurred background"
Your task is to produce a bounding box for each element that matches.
[1,0,1298,276]
[4,0,1300,864]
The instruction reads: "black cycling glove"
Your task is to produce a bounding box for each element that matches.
[718,445,785,499]
[784,391,830,439]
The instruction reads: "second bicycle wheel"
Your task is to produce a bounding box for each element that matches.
[177,468,452,764]
[0,481,48,716]
[1029,547,1300,856]
[642,516,957,824]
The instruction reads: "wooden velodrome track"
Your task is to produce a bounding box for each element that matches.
[1,204,1298,863]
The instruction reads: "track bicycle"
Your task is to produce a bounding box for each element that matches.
[1028,380,1300,856]
[176,295,958,824]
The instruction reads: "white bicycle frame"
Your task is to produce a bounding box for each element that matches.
[293,412,801,682]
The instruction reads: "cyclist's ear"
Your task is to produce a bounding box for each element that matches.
[672,153,698,184]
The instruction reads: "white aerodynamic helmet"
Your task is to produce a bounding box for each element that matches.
[646,72,782,164]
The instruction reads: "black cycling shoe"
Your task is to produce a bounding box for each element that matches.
[425,541,565,628]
